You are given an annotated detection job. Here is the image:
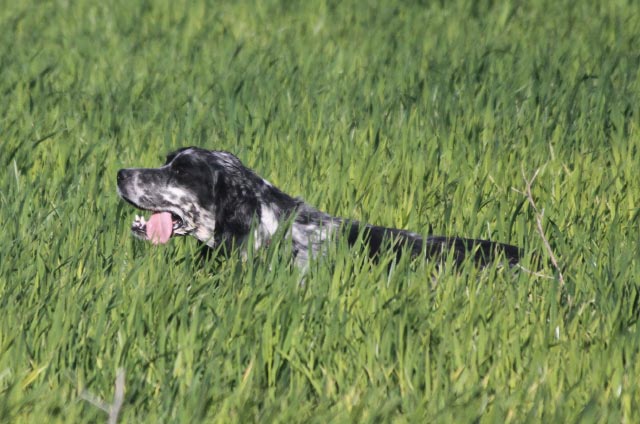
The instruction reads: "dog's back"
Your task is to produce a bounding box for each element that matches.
[342,221,520,267]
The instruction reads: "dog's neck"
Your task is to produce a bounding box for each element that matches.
[249,180,341,265]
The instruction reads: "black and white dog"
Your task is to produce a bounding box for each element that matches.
[117,147,520,268]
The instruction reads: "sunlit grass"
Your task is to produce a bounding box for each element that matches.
[1,0,639,421]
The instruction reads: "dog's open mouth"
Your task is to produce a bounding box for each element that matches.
[131,212,184,244]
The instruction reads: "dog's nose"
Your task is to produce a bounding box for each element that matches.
[117,169,127,183]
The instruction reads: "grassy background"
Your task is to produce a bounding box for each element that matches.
[1,0,640,421]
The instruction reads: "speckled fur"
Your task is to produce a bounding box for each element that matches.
[117,147,521,267]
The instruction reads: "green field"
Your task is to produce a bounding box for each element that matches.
[2,0,640,422]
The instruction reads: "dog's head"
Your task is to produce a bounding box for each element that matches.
[117,147,265,247]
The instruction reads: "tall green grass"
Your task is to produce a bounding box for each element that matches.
[1,0,639,421]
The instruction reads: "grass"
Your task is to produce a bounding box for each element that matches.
[1,0,640,421]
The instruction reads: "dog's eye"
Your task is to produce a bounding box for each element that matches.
[171,159,190,177]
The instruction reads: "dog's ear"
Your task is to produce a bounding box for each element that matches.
[164,147,195,165]
[210,163,261,241]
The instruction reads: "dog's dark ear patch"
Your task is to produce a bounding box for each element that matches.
[212,169,262,242]
[164,147,196,165]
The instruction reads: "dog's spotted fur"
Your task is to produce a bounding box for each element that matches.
[117,147,521,267]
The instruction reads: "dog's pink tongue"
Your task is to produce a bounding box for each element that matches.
[146,212,173,244]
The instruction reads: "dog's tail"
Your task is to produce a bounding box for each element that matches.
[422,236,521,267]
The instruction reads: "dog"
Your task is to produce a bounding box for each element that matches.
[117,147,521,268]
